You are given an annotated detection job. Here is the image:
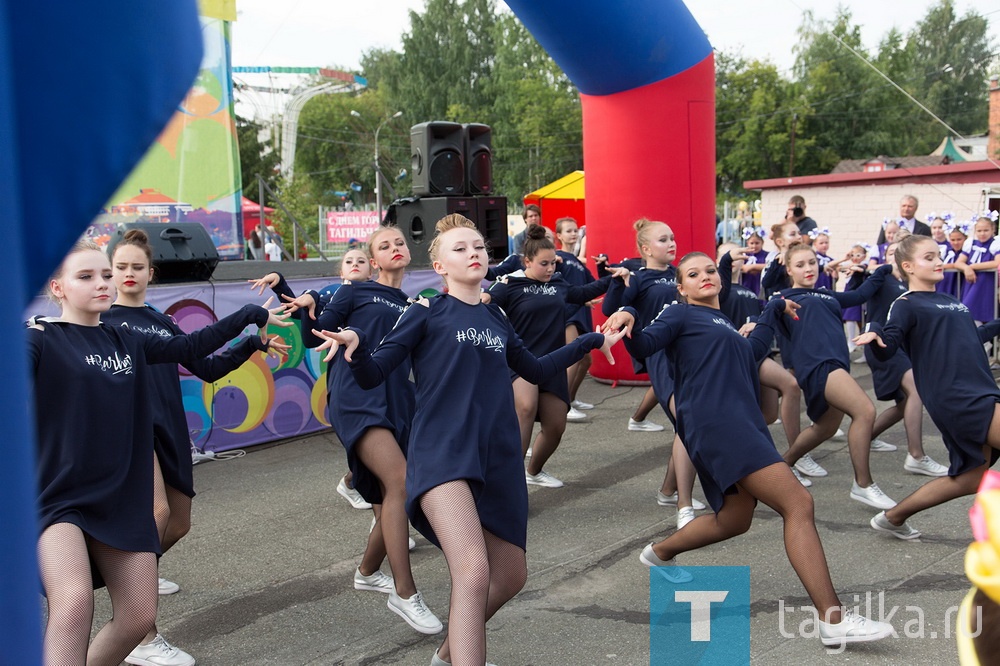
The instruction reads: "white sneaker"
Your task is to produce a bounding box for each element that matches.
[676,506,696,530]
[870,439,897,452]
[525,446,532,458]
[157,577,179,595]
[870,511,921,540]
[337,476,372,510]
[904,454,948,477]
[850,481,896,510]
[430,649,498,666]
[792,467,813,487]
[628,417,665,432]
[387,590,443,634]
[525,470,564,488]
[656,491,706,510]
[832,428,846,439]
[125,633,195,666]
[794,454,828,477]
[818,608,894,646]
[566,407,588,421]
[571,399,594,410]
[639,544,693,583]
[354,567,395,593]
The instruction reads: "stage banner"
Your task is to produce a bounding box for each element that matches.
[326,211,382,243]
[24,271,445,453]
[92,16,244,261]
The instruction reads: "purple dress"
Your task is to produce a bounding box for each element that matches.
[959,237,1000,321]
[740,249,769,298]
[815,252,834,291]
[937,242,961,298]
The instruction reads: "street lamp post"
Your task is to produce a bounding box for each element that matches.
[352,109,403,222]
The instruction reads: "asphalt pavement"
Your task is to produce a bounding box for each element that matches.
[101,358,978,665]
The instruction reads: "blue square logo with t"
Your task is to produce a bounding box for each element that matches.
[650,566,750,665]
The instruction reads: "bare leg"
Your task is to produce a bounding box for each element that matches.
[161,486,191,552]
[783,407,843,466]
[671,437,696,508]
[632,387,659,422]
[526,393,568,476]
[512,378,539,457]
[421,481,490,666]
[39,523,93,666]
[900,372,926,458]
[359,504,386,575]
[87,538,158,666]
[760,385,779,425]
[355,427,415,597]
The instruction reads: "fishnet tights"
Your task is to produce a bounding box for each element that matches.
[421,480,526,666]
[39,522,157,666]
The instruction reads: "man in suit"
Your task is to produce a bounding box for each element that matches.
[876,194,931,244]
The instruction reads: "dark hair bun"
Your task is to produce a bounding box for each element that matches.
[122,229,150,245]
[526,225,548,241]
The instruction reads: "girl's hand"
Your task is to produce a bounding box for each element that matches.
[248,273,280,295]
[964,266,977,283]
[729,247,749,262]
[601,310,635,337]
[312,328,360,363]
[592,254,608,267]
[782,299,801,320]
[608,266,631,286]
[737,322,756,337]
[480,291,492,304]
[598,326,627,365]
[261,297,293,328]
[261,333,291,359]
[852,331,884,348]
[281,292,318,320]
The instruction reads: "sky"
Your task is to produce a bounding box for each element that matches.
[229,0,998,119]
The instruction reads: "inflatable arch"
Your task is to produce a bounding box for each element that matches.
[506,0,715,379]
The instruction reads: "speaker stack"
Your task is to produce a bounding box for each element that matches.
[107,222,219,282]
[396,121,506,267]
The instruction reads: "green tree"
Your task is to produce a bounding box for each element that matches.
[236,114,281,197]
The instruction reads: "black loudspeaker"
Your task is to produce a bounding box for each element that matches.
[463,123,492,195]
[386,195,508,268]
[410,121,465,196]
[475,195,508,262]
[108,222,219,282]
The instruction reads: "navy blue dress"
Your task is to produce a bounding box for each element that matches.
[602,266,678,417]
[101,304,266,497]
[555,250,597,334]
[622,300,786,512]
[28,305,270,557]
[488,274,610,405]
[346,295,604,549]
[300,280,415,505]
[772,265,890,421]
[872,293,1000,476]
[861,273,911,402]
[815,252,835,291]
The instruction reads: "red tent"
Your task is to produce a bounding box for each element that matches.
[242,196,275,239]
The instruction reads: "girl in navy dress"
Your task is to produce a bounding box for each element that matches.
[30,241,287,666]
[739,227,768,298]
[602,218,705,526]
[104,230,289,666]
[555,217,598,418]
[315,214,623,666]
[955,213,1000,325]
[855,234,1000,539]
[861,242,948,478]
[603,252,894,648]
[489,225,615,488]
[277,227,443,635]
[774,244,898,511]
